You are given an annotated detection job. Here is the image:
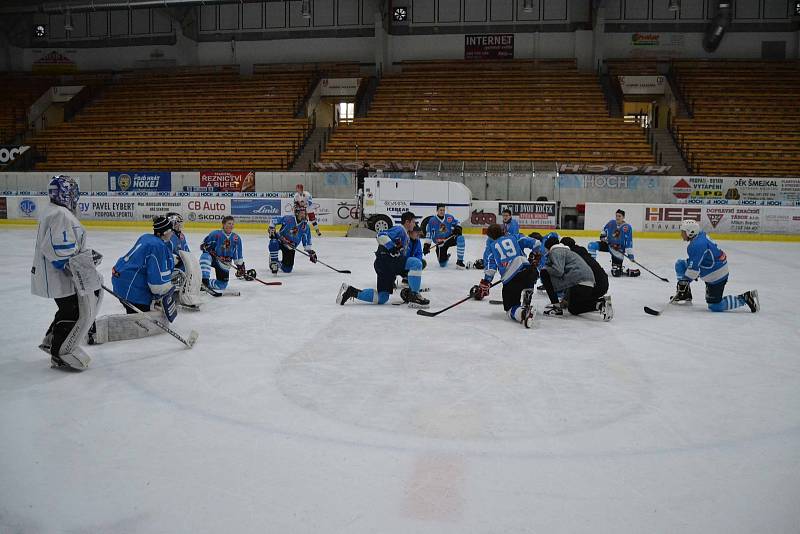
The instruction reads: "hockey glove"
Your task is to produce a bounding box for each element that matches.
[244,269,257,281]
[268,228,278,239]
[200,241,214,254]
[599,231,608,243]
[470,279,491,300]
[528,251,542,266]
[235,263,247,279]
[308,250,318,263]
[626,253,635,260]
[160,287,178,323]
[453,225,463,236]
[422,242,431,255]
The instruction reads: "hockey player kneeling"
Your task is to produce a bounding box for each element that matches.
[337,211,429,308]
[165,212,202,308]
[32,175,103,370]
[470,223,539,328]
[673,220,759,313]
[89,216,179,345]
[539,236,613,321]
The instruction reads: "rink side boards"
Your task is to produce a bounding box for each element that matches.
[3,219,800,241]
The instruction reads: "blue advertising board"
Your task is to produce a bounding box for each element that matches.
[108,172,171,192]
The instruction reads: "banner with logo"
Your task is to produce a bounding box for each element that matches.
[465,34,514,60]
[230,198,285,223]
[671,176,800,206]
[585,202,800,235]
[108,172,171,192]
[319,78,360,97]
[200,171,255,193]
[466,201,557,229]
[0,146,31,165]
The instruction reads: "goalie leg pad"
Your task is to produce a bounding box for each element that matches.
[90,310,167,344]
[177,250,202,306]
[55,288,101,367]
[68,250,103,296]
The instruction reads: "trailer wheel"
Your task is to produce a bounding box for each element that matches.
[368,215,393,233]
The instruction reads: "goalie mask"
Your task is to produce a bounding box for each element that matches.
[48,175,80,212]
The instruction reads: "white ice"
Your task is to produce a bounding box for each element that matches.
[1,227,799,534]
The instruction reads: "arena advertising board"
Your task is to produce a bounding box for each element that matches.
[671,176,800,206]
[200,171,256,192]
[468,201,558,229]
[4,194,359,226]
[585,202,800,235]
[465,34,514,60]
[108,172,171,192]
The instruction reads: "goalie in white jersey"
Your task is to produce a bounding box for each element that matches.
[294,183,322,236]
[31,175,103,371]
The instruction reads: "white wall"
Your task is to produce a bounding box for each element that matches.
[602,31,800,59]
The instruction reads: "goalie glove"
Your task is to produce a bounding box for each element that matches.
[307,250,318,263]
[422,242,431,256]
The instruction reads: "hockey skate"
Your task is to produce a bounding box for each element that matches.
[456,260,466,270]
[673,280,692,304]
[269,261,279,276]
[336,283,360,305]
[611,265,623,278]
[742,290,760,313]
[201,278,221,297]
[466,259,484,270]
[520,288,536,328]
[598,295,614,322]
[543,303,563,317]
[400,288,430,309]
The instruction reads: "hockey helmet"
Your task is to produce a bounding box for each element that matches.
[680,219,700,238]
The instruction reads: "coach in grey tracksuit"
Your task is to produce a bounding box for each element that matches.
[540,238,599,315]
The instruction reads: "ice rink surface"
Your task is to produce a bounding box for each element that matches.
[1,227,799,534]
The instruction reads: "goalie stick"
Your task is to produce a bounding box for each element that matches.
[416,280,502,317]
[101,284,198,348]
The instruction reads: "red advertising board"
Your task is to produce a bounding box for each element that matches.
[200,171,256,192]
[465,34,514,60]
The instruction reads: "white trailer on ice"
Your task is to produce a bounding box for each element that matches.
[361,177,472,233]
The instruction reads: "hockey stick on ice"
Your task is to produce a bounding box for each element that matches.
[210,252,282,286]
[609,248,670,283]
[281,240,351,274]
[643,296,681,316]
[101,285,198,348]
[416,280,502,317]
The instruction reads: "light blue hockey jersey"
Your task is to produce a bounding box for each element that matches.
[684,231,729,284]
[483,234,539,283]
[502,217,520,237]
[427,213,460,242]
[270,215,312,248]
[602,220,634,253]
[202,230,243,266]
[112,233,174,304]
[169,231,190,254]
[377,225,411,256]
